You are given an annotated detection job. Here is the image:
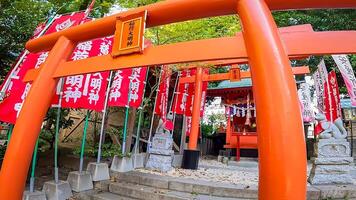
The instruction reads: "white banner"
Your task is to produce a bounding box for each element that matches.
[332,55,356,106]
[318,59,328,83]
[313,71,324,112]
[298,83,314,122]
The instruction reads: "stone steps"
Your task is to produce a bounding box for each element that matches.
[109,181,246,200]
[76,170,356,200]
[92,192,138,200]
[111,171,258,199]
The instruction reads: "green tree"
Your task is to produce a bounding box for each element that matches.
[273,9,356,93]
[0,0,116,80]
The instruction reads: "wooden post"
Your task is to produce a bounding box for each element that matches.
[187,67,203,150]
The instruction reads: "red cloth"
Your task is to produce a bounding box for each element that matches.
[0,12,87,123]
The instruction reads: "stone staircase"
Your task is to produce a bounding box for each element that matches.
[76,170,356,200]
[78,171,258,200]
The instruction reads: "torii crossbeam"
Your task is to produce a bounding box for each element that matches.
[0,0,355,199]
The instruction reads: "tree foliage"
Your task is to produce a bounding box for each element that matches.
[0,0,116,79]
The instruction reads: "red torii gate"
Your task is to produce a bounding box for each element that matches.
[0,1,355,199]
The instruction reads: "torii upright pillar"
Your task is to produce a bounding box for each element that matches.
[182,66,203,169]
[238,0,307,199]
[0,36,76,199]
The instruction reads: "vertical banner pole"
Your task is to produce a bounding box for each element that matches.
[79,110,90,173]
[54,78,64,183]
[146,67,163,152]
[179,115,186,154]
[170,71,181,134]
[54,106,61,183]
[29,138,39,193]
[122,107,130,154]
[122,70,134,155]
[97,71,113,163]
[6,124,13,143]
[133,68,150,167]
[29,123,45,193]
[169,71,180,111]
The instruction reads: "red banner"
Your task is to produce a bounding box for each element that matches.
[128,67,148,108]
[107,67,147,108]
[61,37,112,111]
[323,71,341,122]
[185,116,192,136]
[108,69,132,107]
[173,70,191,115]
[173,69,208,117]
[154,66,171,118]
[0,12,87,123]
[329,71,341,121]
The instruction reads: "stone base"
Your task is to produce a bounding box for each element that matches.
[23,190,46,200]
[86,162,110,181]
[172,154,183,168]
[133,153,146,169]
[308,173,354,185]
[146,154,173,172]
[228,160,258,168]
[66,171,93,192]
[217,155,223,162]
[315,139,350,158]
[111,156,133,172]
[42,180,72,200]
[222,156,229,164]
[313,157,354,165]
[309,139,355,185]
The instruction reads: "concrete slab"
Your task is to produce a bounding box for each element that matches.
[228,160,258,168]
[22,190,47,200]
[92,192,136,200]
[42,180,72,200]
[306,185,321,200]
[313,184,356,199]
[93,180,111,191]
[87,162,110,181]
[132,153,146,169]
[172,154,183,168]
[110,156,133,172]
[67,171,94,192]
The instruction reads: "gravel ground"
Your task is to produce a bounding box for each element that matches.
[138,158,260,186]
[137,158,317,187]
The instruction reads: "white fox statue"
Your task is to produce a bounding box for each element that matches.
[315,113,348,139]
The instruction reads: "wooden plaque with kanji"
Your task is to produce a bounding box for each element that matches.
[112,10,147,57]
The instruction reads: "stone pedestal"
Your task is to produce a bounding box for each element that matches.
[23,191,47,200]
[42,180,72,200]
[66,171,93,192]
[87,162,110,181]
[110,156,134,172]
[146,133,174,172]
[133,153,147,169]
[309,139,354,185]
[172,154,183,168]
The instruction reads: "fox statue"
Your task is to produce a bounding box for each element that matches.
[315,113,347,139]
